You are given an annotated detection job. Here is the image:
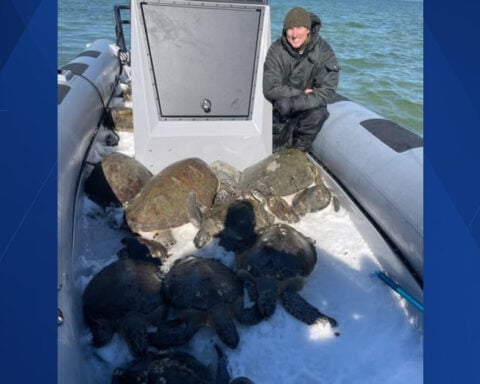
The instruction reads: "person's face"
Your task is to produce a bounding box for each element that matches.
[286,26,310,50]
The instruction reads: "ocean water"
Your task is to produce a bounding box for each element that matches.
[58,0,423,133]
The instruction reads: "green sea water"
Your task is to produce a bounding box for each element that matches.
[58,0,423,134]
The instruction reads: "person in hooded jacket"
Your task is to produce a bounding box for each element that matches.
[263,7,339,151]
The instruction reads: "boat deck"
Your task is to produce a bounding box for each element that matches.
[71,130,423,383]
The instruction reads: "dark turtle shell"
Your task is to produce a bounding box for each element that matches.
[83,258,164,320]
[236,223,317,280]
[84,152,152,207]
[163,256,242,311]
[111,346,254,384]
[234,224,338,327]
[82,258,166,355]
[111,350,213,384]
[151,256,263,350]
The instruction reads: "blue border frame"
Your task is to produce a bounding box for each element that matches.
[425,1,480,382]
[0,1,57,381]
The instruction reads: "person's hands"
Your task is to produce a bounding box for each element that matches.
[274,98,293,118]
[275,94,309,119]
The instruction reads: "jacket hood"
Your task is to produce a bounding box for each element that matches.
[309,13,322,35]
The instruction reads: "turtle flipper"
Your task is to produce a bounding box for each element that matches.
[120,312,149,356]
[265,195,300,223]
[187,191,204,229]
[332,195,340,212]
[89,321,115,348]
[255,276,278,319]
[232,295,264,325]
[210,304,239,349]
[251,189,300,223]
[214,344,256,384]
[238,270,277,319]
[214,344,231,384]
[280,290,338,327]
[83,306,115,347]
[148,318,202,349]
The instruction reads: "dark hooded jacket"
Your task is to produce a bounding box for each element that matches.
[263,13,339,110]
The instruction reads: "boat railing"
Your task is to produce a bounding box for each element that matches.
[114,4,131,64]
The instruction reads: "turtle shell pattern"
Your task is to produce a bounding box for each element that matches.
[163,256,242,312]
[84,151,152,207]
[236,223,317,281]
[125,158,219,233]
[239,148,317,197]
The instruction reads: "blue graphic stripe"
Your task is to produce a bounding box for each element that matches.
[0,0,57,382]
[425,1,480,382]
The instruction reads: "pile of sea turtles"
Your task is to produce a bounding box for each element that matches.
[82,148,340,383]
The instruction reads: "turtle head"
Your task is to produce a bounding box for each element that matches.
[119,312,149,357]
[193,229,212,249]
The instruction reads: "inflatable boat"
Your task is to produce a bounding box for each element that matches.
[58,1,423,383]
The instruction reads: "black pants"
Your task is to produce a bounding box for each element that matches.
[272,106,329,152]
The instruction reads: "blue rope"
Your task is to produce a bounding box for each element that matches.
[376,271,424,312]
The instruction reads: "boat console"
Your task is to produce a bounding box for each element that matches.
[130,0,272,172]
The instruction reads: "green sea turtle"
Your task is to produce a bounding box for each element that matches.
[187,151,335,250]
[249,189,301,223]
[187,192,274,252]
[82,257,166,356]
[124,158,219,248]
[84,151,152,208]
[209,160,243,206]
[111,345,254,384]
[239,148,335,222]
[150,256,261,350]
[239,148,317,197]
[236,223,338,327]
[291,182,335,216]
[187,159,274,251]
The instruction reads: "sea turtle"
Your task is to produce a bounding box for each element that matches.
[150,256,261,350]
[209,160,243,206]
[239,148,334,222]
[187,192,274,252]
[239,148,317,198]
[111,345,254,384]
[236,223,338,327]
[249,189,301,223]
[82,257,166,356]
[124,157,219,248]
[187,160,274,251]
[84,151,152,208]
[291,182,335,216]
